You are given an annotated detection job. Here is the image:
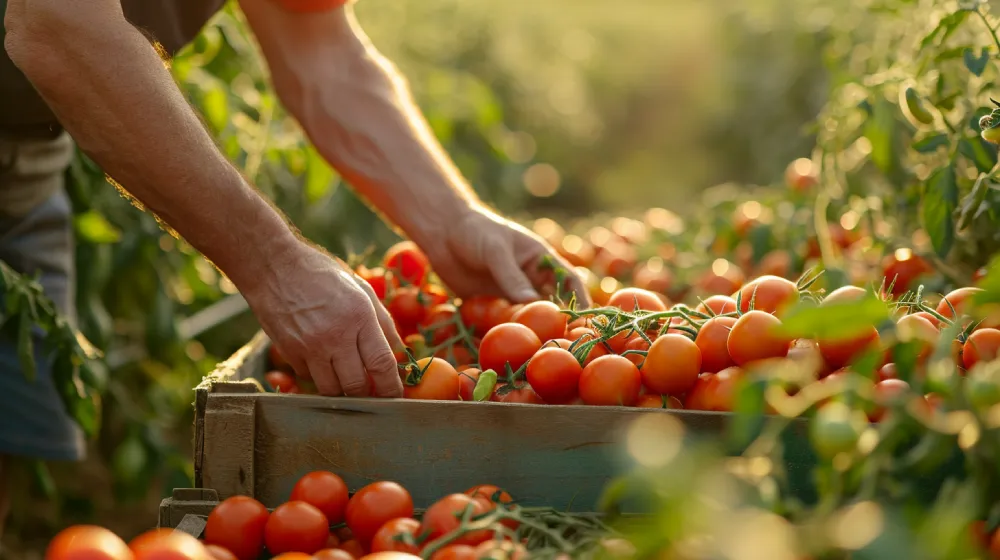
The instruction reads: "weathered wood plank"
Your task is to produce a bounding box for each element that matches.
[201,394,257,498]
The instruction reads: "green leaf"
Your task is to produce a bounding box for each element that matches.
[958,174,991,230]
[963,47,991,77]
[777,297,889,341]
[304,146,337,203]
[74,211,122,244]
[473,369,498,402]
[959,137,997,173]
[865,97,897,174]
[920,11,969,51]
[921,163,958,258]
[201,85,229,133]
[912,134,949,153]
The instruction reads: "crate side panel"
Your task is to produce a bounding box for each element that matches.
[247,397,731,511]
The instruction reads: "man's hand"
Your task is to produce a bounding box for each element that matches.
[421,205,589,306]
[245,240,404,397]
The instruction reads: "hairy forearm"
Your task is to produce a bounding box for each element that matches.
[4,2,298,291]
[242,5,480,246]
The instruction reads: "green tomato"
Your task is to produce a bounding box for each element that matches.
[810,401,869,460]
[981,125,1000,145]
[903,87,934,125]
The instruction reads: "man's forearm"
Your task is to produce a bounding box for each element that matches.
[4,1,299,290]
[239,3,480,248]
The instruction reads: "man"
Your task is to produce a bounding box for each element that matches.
[0,0,587,539]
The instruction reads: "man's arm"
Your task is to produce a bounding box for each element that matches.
[4,0,404,397]
[238,1,589,304]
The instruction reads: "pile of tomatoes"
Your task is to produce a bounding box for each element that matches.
[45,471,560,560]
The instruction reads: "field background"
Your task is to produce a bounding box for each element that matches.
[6,0,834,553]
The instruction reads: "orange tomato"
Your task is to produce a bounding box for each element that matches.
[640,334,701,396]
[727,311,790,366]
[47,526,133,560]
[403,358,460,400]
[695,316,738,373]
[579,355,642,406]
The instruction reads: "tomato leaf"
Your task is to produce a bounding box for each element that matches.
[777,297,889,341]
[911,134,949,154]
[865,97,898,175]
[74,211,122,244]
[958,137,997,173]
[921,163,958,258]
[963,47,991,77]
[473,369,497,402]
[919,11,969,52]
[958,174,991,230]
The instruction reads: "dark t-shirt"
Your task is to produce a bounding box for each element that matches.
[0,0,226,138]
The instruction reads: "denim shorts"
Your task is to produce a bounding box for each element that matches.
[0,133,84,461]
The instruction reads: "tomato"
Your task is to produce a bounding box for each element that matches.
[369,518,421,554]
[543,338,574,351]
[640,334,701,396]
[460,296,511,335]
[479,323,542,375]
[810,401,868,459]
[434,344,475,368]
[696,261,745,296]
[357,266,393,301]
[129,529,209,560]
[46,526,132,560]
[963,328,1000,369]
[755,250,792,280]
[579,355,642,406]
[290,471,350,525]
[336,528,355,541]
[511,301,568,342]
[607,287,668,312]
[388,287,428,334]
[881,251,933,298]
[969,521,991,552]
[314,550,357,560]
[636,394,683,409]
[346,482,415,547]
[337,540,366,559]
[877,363,898,381]
[937,287,999,329]
[403,357,460,401]
[632,259,673,295]
[359,553,422,560]
[429,545,478,560]
[910,311,941,328]
[621,336,651,367]
[265,371,300,394]
[869,379,911,422]
[270,554,313,560]
[465,485,513,505]
[737,276,800,315]
[787,338,824,366]
[383,241,430,287]
[567,328,610,365]
[727,311,790,366]
[686,367,743,412]
[817,286,881,368]
[204,546,237,560]
[473,540,527,560]
[264,501,329,555]
[524,347,582,404]
[457,368,482,401]
[204,496,269,560]
[490,384,545,404]
[418,304,458,345]
[695,295,737,316]
[695,316,738,373]
[895,314,939,363]
[326,534,342,549]
[269,345,291,372]
[421,494,492,546]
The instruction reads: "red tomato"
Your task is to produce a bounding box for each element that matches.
[512,301,568,342]
[265,501,329,555]
[636,394,683,409]
[909,311,941,328]
[607,287,668,312]
[878,363,898,381]
[622,336,651,367]
[579,355,642,406]
[755,250,792,280]
[695,316,738,373]
[632,260,673,295]
[421,494,491,546]
[684,367,743,412]
[457,368,482,401]
[817,286,881,368]
[641,334,700,396]
[937,287,999,329]
[345,482,415,547]
[291,471,350,525]
[737,276,800,315]
[337,540,365,558]
[895,314,940,363]
[265,371,300,394]
[359,554,422,560]
[370,518,421,554]
[314,550,357,560]
[490,384,545,404]
[383,241,430,287]
[270,554,313,560]
[429,545,478,560]
[205,546,237,560]
[727,311,790,366]
[567,328,610,365]
[525,347,583,404]
[963,328,1000,369]
[479,323,542,375]
[433,344,475,369]
[696,263,745,296]
[46,526,132,560]
[881,251,933,298]
[465,485,513,505]
[356,266,393,301]
[869,379,911,422]
[388,287,428,333]
[403,357,460,401]
[460,296,512,335]
[694,295,737,316]
[204,496,269,560]
[129,530,209,560]
[418,304,459,345]
[269,345,291,372]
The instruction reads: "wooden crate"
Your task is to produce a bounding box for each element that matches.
[160,331,818,530]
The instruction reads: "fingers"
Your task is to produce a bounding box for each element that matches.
[358,321,404,398]
[308,356,342,397]
[330,339,371,397]
[552,254,592,310]
[486,239,541,303]
[354,275,405,352]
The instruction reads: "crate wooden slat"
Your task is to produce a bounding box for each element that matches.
[177,331,816,519]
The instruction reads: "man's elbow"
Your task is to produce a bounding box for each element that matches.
[5,1,91,81]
